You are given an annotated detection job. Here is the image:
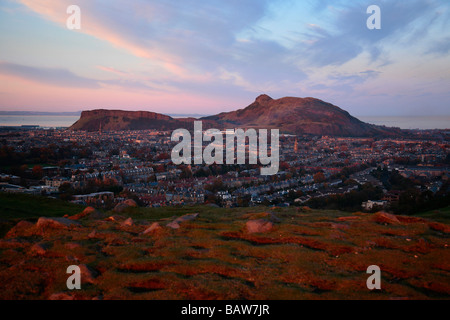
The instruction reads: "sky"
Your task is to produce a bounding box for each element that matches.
[0,0,449,116]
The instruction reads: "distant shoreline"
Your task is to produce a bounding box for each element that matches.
[0,111,210,118]
[0,113,449,130]
[0,111,82,116]
[358,116,450,130]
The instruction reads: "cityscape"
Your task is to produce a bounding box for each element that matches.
[1,125,449,213]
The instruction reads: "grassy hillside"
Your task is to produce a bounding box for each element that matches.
[0,196,449,300]
[0,192,85,237]
[0,193,84,219]
[415,206,450,224]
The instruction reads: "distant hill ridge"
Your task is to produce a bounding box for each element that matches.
[69,95,404,137]
[70,109,197,132]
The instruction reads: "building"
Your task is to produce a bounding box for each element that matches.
[362,200,387,211]
[382,190,402,203]
[72,191,114,206]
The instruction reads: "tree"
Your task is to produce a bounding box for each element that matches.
[287,190,298,201]
[59,182,73,194]
[180,165,193,179]
[205,178,226,193]
[59,182,74,201]
[32,165,44,179]
[280,161,290,171]
[313,172,325,183]
[157,152,170,160]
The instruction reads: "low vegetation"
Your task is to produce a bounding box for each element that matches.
[0,194,448,300]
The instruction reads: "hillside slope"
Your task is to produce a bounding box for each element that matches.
[0,205,448,299]
[203,94,402,136]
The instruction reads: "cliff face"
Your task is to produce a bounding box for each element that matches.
[80,109,172,121]
[70,109,191,131]
[69,96,403,137]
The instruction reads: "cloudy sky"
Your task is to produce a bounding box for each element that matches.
[0,0,449,116]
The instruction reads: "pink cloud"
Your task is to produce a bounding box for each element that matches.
[0,72,240,114]
[19,0,191,79]
[96,65,128,76]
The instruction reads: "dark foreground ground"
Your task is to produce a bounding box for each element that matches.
[0,194,449,300]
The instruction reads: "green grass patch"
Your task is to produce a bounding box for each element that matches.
[416,206,450,223]
[0,192,85,220]
[119,205,272,221]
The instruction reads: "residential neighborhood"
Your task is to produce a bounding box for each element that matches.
[0,126,448,214]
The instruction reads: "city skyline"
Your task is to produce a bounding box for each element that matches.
[0,0,449,116]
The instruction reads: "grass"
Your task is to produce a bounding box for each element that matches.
[0,194,449,300]
[0,192,84,219]
[0,192,85,237]
[416,206,450,223]
[1,191,446,223]
[0,163,54,171]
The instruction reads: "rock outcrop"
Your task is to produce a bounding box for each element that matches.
[36,217,81,229]
[113,199,138,213]
[245,219,274,233]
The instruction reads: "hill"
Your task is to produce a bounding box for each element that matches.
[69,109,198,132]
[69,95,404,137]
[203,94,402,136]
[0,201,449,299]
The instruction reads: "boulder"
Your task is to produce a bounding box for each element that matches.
[244,212,280,223]
[5,220,34,238]
[246,219,273,233]
[79,264,98,284]
[70,207,106,220]
[373,212,401,225]
[88,230,97,239]
[105,215,126,222]
[167,213,199,229]
[121,217,134,227]
[166,221,180,229]
[36,217,81,229]
[142,222,162,234]
[113,199,138,213]
[30,243,51,255]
